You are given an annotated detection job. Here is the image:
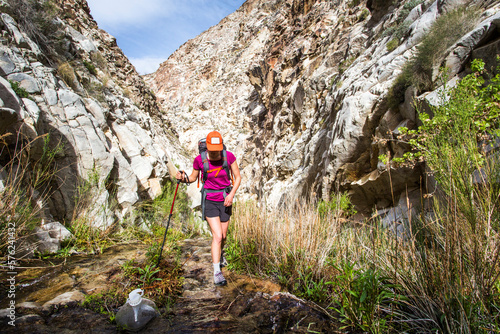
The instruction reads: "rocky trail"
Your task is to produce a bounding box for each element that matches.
[1,238,338,333]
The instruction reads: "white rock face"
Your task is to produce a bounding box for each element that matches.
[0,1,189,226]
[147,0,500,213]
[2,0,499,228]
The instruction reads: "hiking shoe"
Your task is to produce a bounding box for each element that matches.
[220,253,228,268]
[214,271,227,286]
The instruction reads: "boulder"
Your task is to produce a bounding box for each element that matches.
[0,107,18,133]
[0,49,15,75]
[0,75,20,112]
[7,72,40,93]
[40,221,72,242]
[1,13,29,49]
[16,314,45,325]
[42,290,86,312]
[33,227,61,255]
[376,187,426,238]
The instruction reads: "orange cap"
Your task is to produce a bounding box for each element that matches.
[206,131,223,151]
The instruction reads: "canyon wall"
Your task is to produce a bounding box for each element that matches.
[147,0,500,215]
[0,0,189,228]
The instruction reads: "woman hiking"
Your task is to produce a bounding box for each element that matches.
[176,131,241,286]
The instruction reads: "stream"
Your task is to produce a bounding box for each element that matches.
[0,238,340,333]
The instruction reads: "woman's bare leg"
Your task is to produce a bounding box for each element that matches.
[220,220,229,252]
[206,216,223,264]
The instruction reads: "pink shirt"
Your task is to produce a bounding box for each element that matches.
[194,151,236,201]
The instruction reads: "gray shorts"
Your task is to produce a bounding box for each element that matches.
[205,200,232,222]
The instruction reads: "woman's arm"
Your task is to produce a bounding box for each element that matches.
[224,160,241,207]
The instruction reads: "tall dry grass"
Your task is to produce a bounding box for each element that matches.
[230,59,500,331]
[0,132,61,256]
[230,183,500,332]
[230,195,343,280]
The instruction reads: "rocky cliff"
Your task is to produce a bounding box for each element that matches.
[146,0,500,215]
[0,0,187,229]
[2,0,499,234]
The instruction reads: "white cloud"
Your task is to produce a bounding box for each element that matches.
[87,0,175,29]
[129,56,166,75]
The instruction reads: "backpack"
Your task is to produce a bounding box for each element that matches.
[197,138,233,187]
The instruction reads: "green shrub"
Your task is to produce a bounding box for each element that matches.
[396,8,411,23]
[411,7,479,90]
[90,52,107,71]
[294,267,330,303]
[387,63,412,108]
[393,20,411,40]
[146,181,192,227]
[398,58,500,332]
[386,38,399,52]
[330,262,403,333]
[70,167,114,254]
[318,192,357,218]
[403,0,424,11]
[8,80,29,98]
[82,289,125,321]
[382,25,396,38]
[84,82,106,102]
[83,60,97,75]
[414,58,500,188]
[359,8,370,21]
[339,56,357,74]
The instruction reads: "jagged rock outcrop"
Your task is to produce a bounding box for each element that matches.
[147,0,500,214]
[0,0,186,236]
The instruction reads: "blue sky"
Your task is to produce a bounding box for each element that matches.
[86,0,246,75]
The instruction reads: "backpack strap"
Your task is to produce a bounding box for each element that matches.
[200,150,210,184]
[222,145,232,184]
[201,146,232,185]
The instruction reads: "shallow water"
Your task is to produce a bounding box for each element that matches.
[1,238,340,333]
[1,242,147,308]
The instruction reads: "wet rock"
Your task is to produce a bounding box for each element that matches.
[182,277,202,290]
[17,313,45,325]
[1,239,339,332]
[144,237,339,333]
[376,187,428,238]
[228,292,335,333]
[2,306,117,334]
[17,301,42,313]
[42,290,86,312]
[0,307,14,320]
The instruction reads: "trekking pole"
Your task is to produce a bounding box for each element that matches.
[156,171,187,267]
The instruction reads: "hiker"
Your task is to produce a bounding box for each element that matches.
[176,131,241,286]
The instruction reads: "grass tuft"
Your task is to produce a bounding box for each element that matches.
[388,5,481,108]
